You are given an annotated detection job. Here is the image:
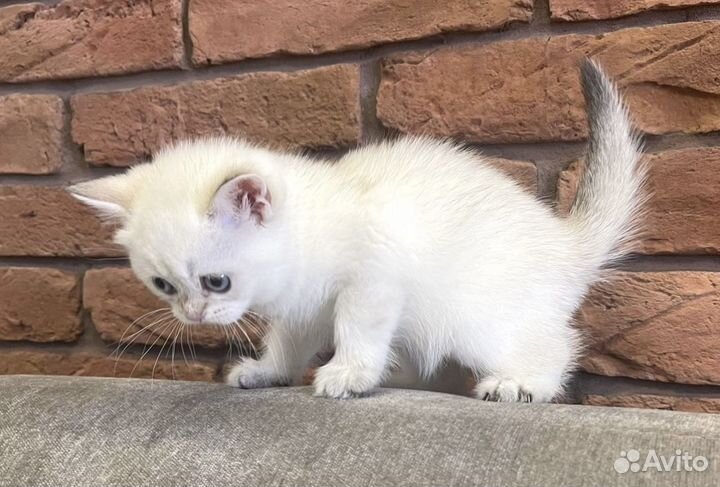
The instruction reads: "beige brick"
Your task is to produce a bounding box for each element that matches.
[71,65,361,166]
[551,0,720,21]
[0,186,120,257]
[584,394,720,413]
[0,268,81,342]
[0,0,182,82]
[190,0,531,65]
[578,272,720,385]
[378,22,720,143]
[0,95,64,174]
[0,350,217,381]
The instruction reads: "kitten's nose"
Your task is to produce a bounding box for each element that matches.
[183,303,207,323]
[185,311,204,322]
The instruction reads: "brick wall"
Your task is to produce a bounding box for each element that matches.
[1,0,719,412]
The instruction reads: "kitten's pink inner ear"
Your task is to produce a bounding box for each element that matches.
[213,174,272,225]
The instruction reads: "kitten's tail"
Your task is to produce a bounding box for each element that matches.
[568,60,647,272]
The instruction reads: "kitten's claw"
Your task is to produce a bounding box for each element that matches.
[313,362,379,399]
[519,391,533,403]
[475,377,541,403]
[226,358,288,389]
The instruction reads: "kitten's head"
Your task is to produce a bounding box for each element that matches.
[70,138,289,325]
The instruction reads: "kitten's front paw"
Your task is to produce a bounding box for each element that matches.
[226,359,287,389]
[313,362,380,399]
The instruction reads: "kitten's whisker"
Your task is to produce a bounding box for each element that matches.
[127,318,176,379]
[188,325,198,362]
[235,320,258,358]
[226,322,240,356]
[230,322,249,358]
[112,310,172,354]
[179,324,190,366]
[170,320,182,381]
[150,325,173,383]
[241,318,268,351]
[112,311,173,369]
[244,320,262,339]
[220,324,235,362]
[112,312,173,377]
[112,308,171,357]
[244,310,270,327]
[152,320,178,383]
[239,323,254,357]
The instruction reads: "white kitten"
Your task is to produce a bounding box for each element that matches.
[70,61,645,403]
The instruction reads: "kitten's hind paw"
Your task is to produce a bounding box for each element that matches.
[226,359,288,389]
[475,377,552,403]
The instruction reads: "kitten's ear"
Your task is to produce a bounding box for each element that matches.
[210,174,272,226]
[67,174,134,223]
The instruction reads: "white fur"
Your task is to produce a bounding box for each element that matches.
[69,62,644,402]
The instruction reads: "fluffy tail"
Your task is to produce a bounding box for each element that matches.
[569,59,647,271]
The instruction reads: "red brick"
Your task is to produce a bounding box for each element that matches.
[578,272,720,385]
[0,268,81,342]
[0,95,64,174]
[584,394,720,414]
[551,0,720,21]
[378,22,720,143]
[0,0,182,82]
[0,350,217,382]
[557,148,720,254]
[84,268,262,350]
[190,0,532,65]
[71,65,361,166]
[0,186,120,257]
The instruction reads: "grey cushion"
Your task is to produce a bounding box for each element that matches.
[0,375,717,486]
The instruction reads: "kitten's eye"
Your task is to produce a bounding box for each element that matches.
[201,274,231,293]
[152,277,177,295]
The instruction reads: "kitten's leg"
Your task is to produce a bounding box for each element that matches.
[313,285,402,399]
[226,323,320,389]
[470,322,577,403]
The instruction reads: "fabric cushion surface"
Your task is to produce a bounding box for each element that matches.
[0,375,718,486]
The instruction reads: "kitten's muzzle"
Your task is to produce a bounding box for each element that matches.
[177,302,207,324]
